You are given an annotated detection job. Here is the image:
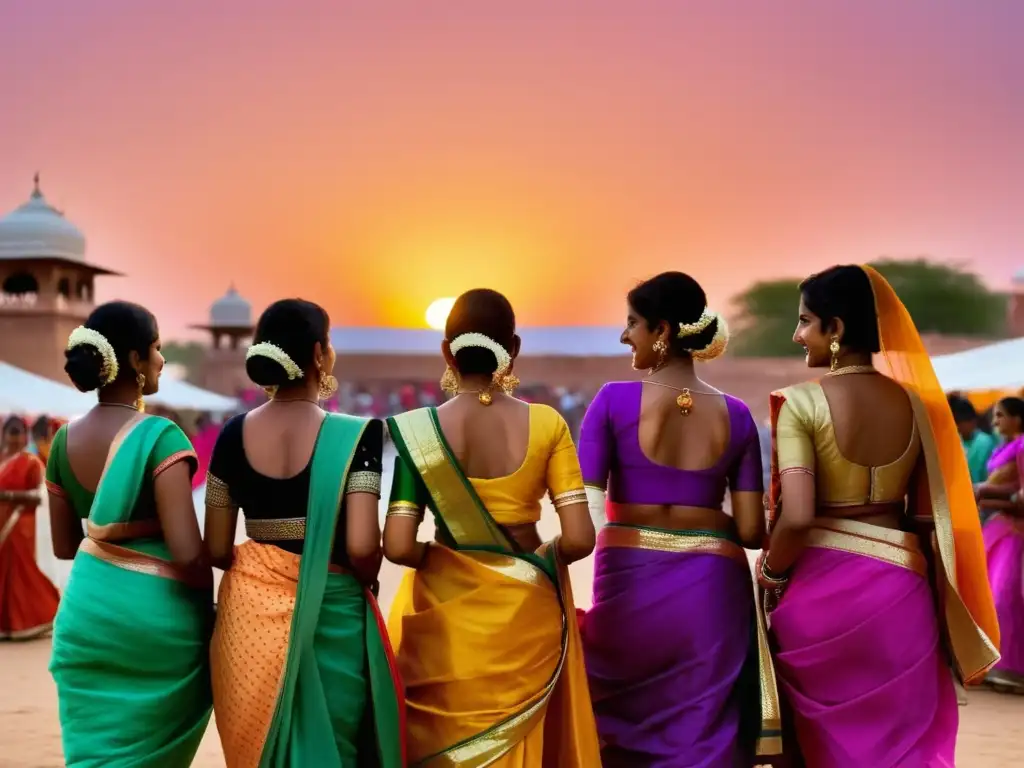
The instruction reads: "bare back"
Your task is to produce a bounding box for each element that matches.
[65,409,145,494]
[240,402,326,480]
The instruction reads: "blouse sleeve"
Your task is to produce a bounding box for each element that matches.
[147,421,199,480]
[387,450,429,519]
[544,407,587,510]
[728,408,764,493]
[45,425,67,498]
[776,399,815,474]
[345,419,383,497]
[205,422,237,509]
[578,385,613,490]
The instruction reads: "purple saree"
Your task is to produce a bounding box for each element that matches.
[578,382,778,767]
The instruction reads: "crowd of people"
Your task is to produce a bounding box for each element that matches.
[0,265,1019,766]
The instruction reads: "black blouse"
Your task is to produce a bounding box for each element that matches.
[206,414,384,559]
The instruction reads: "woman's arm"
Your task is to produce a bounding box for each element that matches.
[382,452,429,568]
[547,411,596,563]
[155,460,212,589]
[203,429,238,571]
[48,491,84,560]
[344,421,385,586]
[763,400,816,577]
[729,415,767,549]
[577,386,613,528]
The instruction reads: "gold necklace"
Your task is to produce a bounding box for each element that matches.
[826,365,877,377]
[98,402,140,412]
[456,389,494,406]
[643,379,719,416]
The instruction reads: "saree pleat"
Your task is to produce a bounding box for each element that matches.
[770,524,958,766]
[211,413,405,768]
[583,534,755,767]
[983,514,1024,686]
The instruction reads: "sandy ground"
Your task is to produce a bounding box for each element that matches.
[4,457,1023,766]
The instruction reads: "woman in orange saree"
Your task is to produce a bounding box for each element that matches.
[0,415,59,640]
[759,265,1000,766]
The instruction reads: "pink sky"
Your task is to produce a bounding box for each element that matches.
[1,0,1023,337]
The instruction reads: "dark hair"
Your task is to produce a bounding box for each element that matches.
[997,396,1024,423]
[445,289,516,375]
[627,272,720,358]
[947,395,978,423]
[3,415,27,435]
[799,265,880,354]
[64,301,159,392]
[31,415,51,440]
[246,299,330,388]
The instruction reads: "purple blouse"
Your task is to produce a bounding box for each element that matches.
[578,381,763,510]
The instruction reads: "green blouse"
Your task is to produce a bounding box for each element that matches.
[45,419,198,520]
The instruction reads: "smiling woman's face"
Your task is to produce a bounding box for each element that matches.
[621,304,664,371]
[793,296,833,368]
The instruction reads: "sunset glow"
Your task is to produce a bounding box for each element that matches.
[425,298,456,331]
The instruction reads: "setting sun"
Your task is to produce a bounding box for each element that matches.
[425,297,456,331]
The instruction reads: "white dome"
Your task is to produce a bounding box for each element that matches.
[210,285,252,327]
[0,176,86,262]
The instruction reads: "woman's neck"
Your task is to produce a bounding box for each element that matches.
[273,382,320,403]
[648,356,698,381]
[834,351,873,369]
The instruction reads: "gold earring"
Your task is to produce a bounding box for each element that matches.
[829,336,841,372]
[498,371,520,396]
[318,372,339,400]
[135,372,146,413]
[650,339,668,373]
[440,366,459,395]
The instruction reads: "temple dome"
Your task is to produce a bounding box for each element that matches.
[0,175,87,261]
[210,285,252,327]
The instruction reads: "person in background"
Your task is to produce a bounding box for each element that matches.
[30,415,55,463]
[47,301,211,766]
[0,415,58,640]
[949,395,998,485]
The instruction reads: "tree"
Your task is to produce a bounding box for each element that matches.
[161,341,207,377]
[730,258,1007,357]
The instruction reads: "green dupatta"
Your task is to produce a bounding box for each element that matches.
[387,407,570,765]
[260,413,405,768]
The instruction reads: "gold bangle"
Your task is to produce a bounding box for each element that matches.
[550,488,587,509]
[387,501,423,519]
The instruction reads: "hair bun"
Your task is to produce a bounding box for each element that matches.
[245,355,292,388]
[690,313,729,361]
[64,345,105,392]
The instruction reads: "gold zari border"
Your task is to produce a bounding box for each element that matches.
[598,524,748,568]
[245,517,306,540]
[346,470,382,497]
[80,537,192,584]
[152,449,197,479]
[806,518,928,577]
[87,518,162,542]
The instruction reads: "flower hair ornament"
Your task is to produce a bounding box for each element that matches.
[677,308,729,362]
[246,342,303,397]
[442,332,520,405]
[67,326,119,386]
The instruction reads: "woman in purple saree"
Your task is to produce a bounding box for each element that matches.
[975,397,1024,693]
[759,265,999,766]
[578,272,780,767]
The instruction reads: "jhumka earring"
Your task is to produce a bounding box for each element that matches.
[650,339,668,374]
[498,370,520,396]
[135,372,146,413]
[440,366,459,396]
[829,336,841,372]
[318,371,339,400]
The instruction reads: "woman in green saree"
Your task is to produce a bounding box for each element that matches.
[204,299,404,768]
[46,301,213,767]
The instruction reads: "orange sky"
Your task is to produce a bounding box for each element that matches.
[2,1,1023,337]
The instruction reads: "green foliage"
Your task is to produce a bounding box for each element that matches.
[730,259,1007,357]
[161,341,206,376]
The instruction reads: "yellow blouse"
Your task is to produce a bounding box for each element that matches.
[469,404,585,525]
[776,381,921,506]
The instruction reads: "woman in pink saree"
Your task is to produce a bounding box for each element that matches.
[758,265,999,766]
[973,397,1024,694]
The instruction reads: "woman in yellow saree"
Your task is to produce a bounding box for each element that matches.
[384,289,601,767]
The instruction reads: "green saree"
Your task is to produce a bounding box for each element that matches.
[49,415,213,768]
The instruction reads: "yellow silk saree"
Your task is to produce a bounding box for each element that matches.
[386,407,599,767]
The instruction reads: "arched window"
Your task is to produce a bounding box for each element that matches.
[57,277,71,298]
[77,280,91,301]
[2,272,39,295]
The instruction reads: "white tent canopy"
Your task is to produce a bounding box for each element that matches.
[0,362,238,417]
[932,337,1024,392]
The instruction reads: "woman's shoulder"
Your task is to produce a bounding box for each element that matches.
[772,381,823,423]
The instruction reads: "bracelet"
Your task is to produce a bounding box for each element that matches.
[757,554,789,590]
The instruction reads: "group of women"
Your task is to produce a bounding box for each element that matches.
[35,263,1005,767]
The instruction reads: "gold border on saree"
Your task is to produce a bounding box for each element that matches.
[598,524,748,567]
[245,517,306,540]
[80,537,195,585]
[87,518,163,542]
[806,518,927,577]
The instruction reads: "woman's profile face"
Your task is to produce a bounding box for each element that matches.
[621,305,663,371]
[3,420,27,454]
[137,338,165,395]
[793,297,832,369]
[993,403,1022,438]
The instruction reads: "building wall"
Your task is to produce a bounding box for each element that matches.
[0,311,85,382]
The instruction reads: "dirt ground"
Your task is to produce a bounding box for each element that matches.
[3,477,1022,766]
